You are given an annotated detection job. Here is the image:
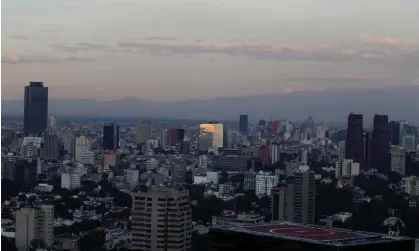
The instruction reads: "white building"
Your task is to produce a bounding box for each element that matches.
[390,146,406,176]
[124,169,139,190]
[255,172,279,196]
[206,171,219,184]
[402,135,417,152]
[219,184,235,195]
[61,170,81,190]
[335,159,360,179]
[316,125,326,140]
[160,128,168,147]
[20,137,42,158]
[73,136,91,162]
[15,205,54,251]
[270,143,280,164]
[79,151,95,165]
[401,176,419,196]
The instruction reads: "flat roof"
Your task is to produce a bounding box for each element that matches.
[216,222,412,246]
[239,223,369,241]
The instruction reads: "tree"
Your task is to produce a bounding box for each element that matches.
[78,230,106,251]
[1,236,17,251]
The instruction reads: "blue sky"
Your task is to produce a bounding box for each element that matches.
[2,0,419,100]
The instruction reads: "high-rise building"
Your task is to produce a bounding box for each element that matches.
[24,82,48,137]
[131,185,193,251]
[399,120,409,146]
[73,136,91,162]
[388,121,400,145]
[371,114,390,173]
[136,120,152,144]
[160,128,168,147]
[271,170,315,225]
[47,115,56,129]
[15,205,54,251]
[61,170,81,190]
[402,135,417,152]
[268,121,278,135]
[390,146,406,176]
[168,128,185,146]
[239,114,248,135]
[255,172,279,196]
[103,123,119,151]
[259,120,266,132]
[199,123,224,151]
[269,143,280,164]
[345,113,364,168]
[43,128,60,160]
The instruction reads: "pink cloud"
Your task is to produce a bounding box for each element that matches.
[358,34,408,47]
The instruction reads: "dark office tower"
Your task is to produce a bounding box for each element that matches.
[103,123,119,151]
[259,120,266,131]
[388,121,400,146]
[363,132,372,169]
[239,114,248,134]
[371,114,390,173]
[43,128,60,160]
[345,113,364,167]
[24,82,48,136]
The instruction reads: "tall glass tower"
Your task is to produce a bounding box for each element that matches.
[23,82,48,136]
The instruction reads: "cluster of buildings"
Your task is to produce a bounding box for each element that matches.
[1,82,418,251]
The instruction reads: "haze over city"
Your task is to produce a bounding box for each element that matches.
[2,0,419,102]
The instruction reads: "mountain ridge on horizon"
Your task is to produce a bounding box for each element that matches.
[2,87,419,124]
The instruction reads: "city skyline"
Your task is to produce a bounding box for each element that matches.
[2,0,419,100]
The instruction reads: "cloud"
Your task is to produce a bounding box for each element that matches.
[7,35,28,40]
[283,82,323,94]
[144,35,176,41]
[1,53,95,64]
[117,40,390,62]
[359,34,408,47]
[51,42,114,53]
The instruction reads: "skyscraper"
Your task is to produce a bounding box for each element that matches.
[24,82,48,136]
[103,123,119,150]
[345,113,365,168]
[239,114,248,135]
[136,120,152,144]
[168,128,185,146]
[43,128,60,160]
[388,121,400,146]
[131,185,193,251]
[199,122,224,151]
[371,114,390,173]
[271,171,315,225]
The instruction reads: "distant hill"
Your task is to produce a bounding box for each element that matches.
[2,86,419,125]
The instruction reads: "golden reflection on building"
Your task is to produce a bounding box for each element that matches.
[199,123,224,150]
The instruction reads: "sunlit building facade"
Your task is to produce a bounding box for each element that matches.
[199,123,224,151]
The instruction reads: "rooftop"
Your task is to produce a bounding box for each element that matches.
[215,222,413,246]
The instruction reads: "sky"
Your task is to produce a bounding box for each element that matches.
[2,0,419,101]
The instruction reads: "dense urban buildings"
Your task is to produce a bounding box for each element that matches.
[23,82,48,137]
[2,84,419,251]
